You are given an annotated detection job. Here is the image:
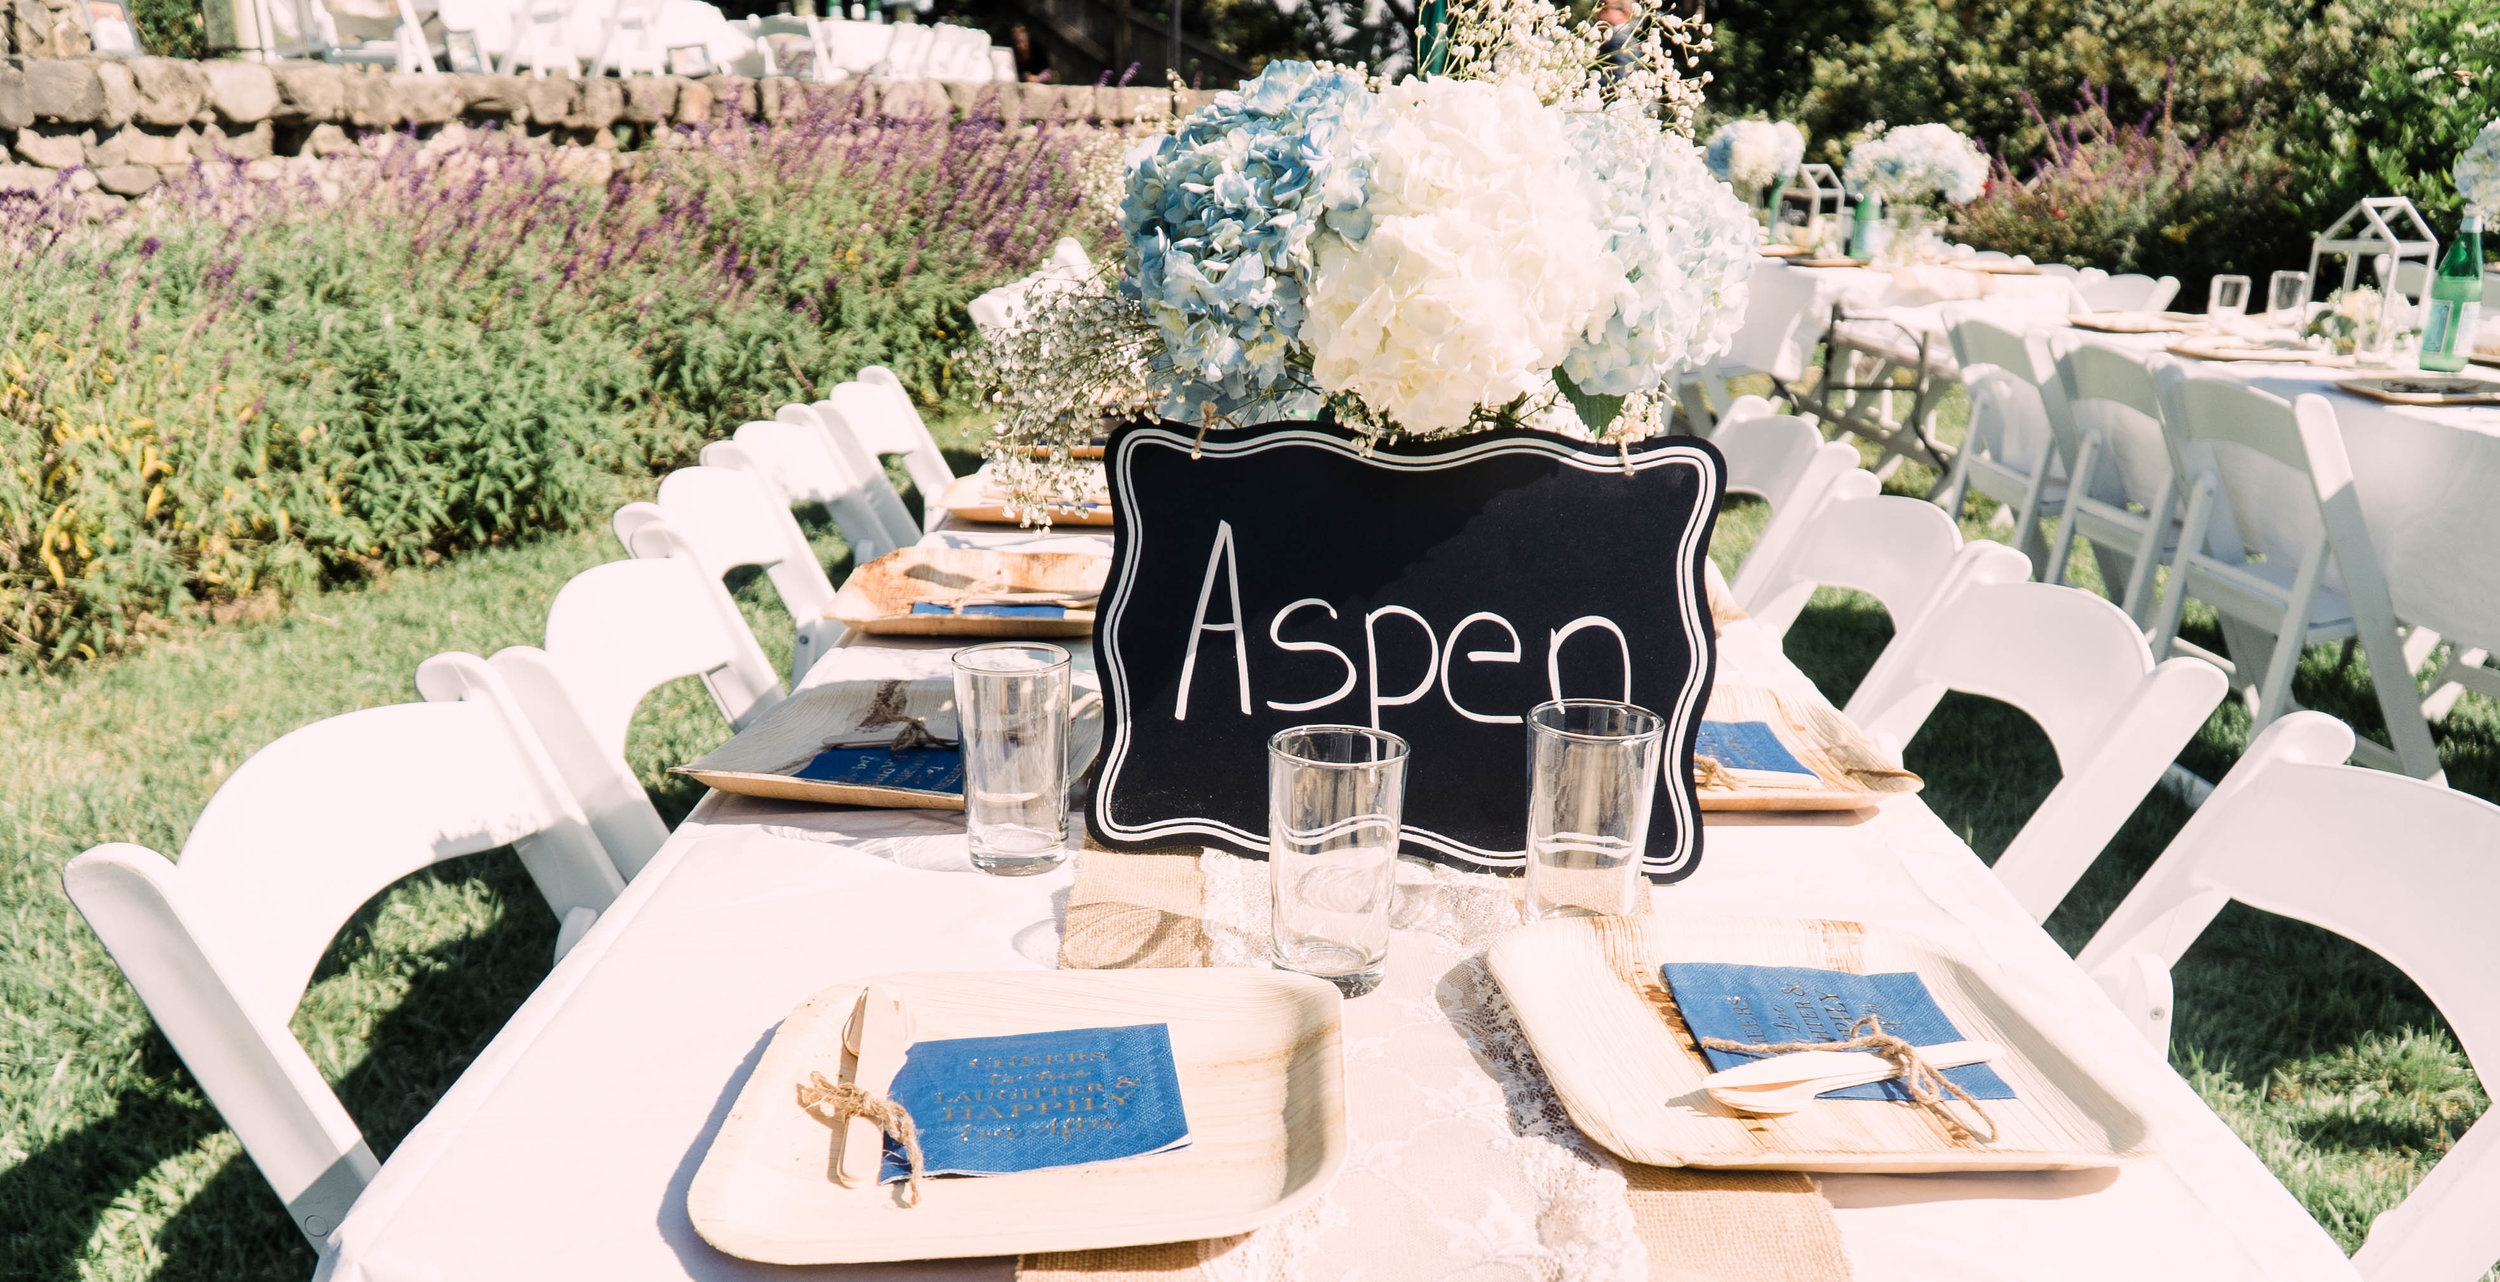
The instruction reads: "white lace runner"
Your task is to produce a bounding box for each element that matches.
[1197,850,1647,1282]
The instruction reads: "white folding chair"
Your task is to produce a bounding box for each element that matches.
[500,0,579,73]
[489,556,785,881]
[968,239,1095,339]
[60,653,621,1250]
[1714,410,1866,613]
[880,21,934,77]
[613,462,845,684]
[823,377,955,531]
[1934,310,2068,575]
[2044,339,2183,623]
[1845,547,2231,921]
[717,420,910,564]
[2146,372,2441,779]
[589,0,665,75]
[1679,261,1838,432]
[1738,468,1966,640]
[2077,710,2500,1282]
[772,403,921,551]
[2073,273,2180,313]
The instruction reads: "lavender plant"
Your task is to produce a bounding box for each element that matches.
[0,100,1105,668]
[1947,83,2295,294]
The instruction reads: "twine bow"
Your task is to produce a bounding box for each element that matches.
[1698,1014,2000,1144]
[797,1071,930,1206]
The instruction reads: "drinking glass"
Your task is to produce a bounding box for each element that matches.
[1524,700,1667,920]
[951,642,1071,875]
[2268,270,2312,319]
[2207,274,2251,319]
[1267,726,1409,995]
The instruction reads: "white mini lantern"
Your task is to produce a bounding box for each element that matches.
[1777,163,1847,238]
[2306,197,2439,333]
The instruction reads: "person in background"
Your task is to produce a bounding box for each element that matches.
[1595,0,1638,89]
[1010,23,1054,82]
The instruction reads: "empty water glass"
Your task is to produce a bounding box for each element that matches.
[952,642,1071,876]
[2268,270,2312,319]
[2208,274,2251,320]
[1525,700,1667,920]
[1268,726,1409,996]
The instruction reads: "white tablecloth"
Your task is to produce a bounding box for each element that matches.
[311,558,2361,1281]
[1985,314,2500,653]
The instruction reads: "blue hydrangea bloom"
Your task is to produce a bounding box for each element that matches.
[1119,60,1373,419]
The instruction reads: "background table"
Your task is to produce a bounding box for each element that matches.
[312,587,2364,1281]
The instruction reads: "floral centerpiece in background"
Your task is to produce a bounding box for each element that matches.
[1844,122,1988,262]
[1704,119,1806,215]
[2458,119,2500,219]
[970,0,1755,517]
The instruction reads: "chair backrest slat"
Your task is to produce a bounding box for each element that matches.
[1846,555,2230,919]
[63,655,621,1244]
[1742,469,1965,639]
[2078,712,2500,1281]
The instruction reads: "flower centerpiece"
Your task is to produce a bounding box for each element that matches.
[1843,122,1988,263]
[1703,118,1806,216]
[2458,119,2500,219]
[970,0,1753,517]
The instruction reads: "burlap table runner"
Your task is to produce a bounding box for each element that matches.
[1020,845,1853,1282]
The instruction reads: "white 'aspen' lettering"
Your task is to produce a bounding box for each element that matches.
[1438,611,1524,725]
[1364,606,1439,731]
[1265,598,1359,712]
[1173,521,1252,720]
[1547,616,1632,703]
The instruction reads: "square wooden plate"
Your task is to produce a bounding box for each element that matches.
[2335,375,2500,406]
[671,677,1105,809]
[942,472,1116,526]
[689,969,1347,1264]
[2067,311,2199,334]
[830,547,1108,638]
[1696,685,1922,811]
[1487,915,2154,1172]
[2164,336,2346,365]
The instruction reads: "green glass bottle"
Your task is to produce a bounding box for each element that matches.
[2419,214,2484,373]
[1846,195,1880,261]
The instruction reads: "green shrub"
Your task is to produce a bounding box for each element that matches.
[0,105,1104,668]
[1949,87,2300,296]
[129,0,202,56]
[2278,0,2500,237]
[1707,0,2402,163]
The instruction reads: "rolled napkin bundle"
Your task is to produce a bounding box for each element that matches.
[1662,962,2016,1142]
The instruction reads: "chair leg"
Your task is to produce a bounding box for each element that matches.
[2251,533,2332,729]
[2043,438,2098,590]
[2010,466,2053,580]
[2147,476,2215,664]
[2118,477,2176,626]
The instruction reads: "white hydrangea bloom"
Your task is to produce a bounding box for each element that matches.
[1298,78,1609,434]
[2458,119,2500,219]
[1703,119,1805,195]
[1563,110,1757,397]
[1845,123,1989,206]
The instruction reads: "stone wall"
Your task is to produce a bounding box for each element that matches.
[6,0,99,59]
[0,58,1211,199]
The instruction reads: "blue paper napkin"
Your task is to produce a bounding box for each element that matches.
[1693,720,1819,781]
[1660,962,2015,1102]
[879,1023,1192,1182]
[789,746,964,796]
[909,602,1068,619]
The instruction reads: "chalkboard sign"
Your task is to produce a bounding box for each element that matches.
[1087,420,1724,881]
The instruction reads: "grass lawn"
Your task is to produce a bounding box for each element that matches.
[0,413,2490,1278]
